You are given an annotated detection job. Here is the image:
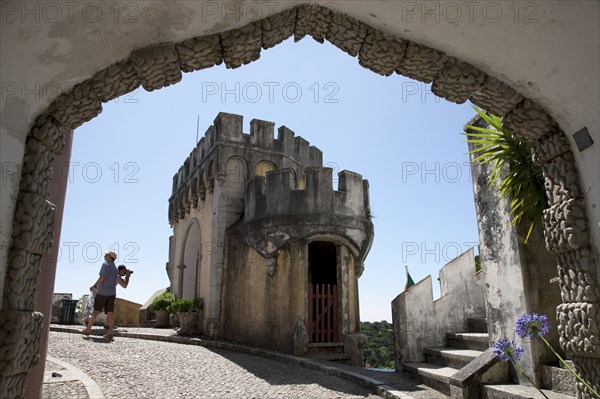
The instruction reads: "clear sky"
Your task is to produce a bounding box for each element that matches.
[53,36,480,322]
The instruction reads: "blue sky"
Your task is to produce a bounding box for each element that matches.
[54,37,479,322]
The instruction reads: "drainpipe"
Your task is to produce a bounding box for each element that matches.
[25,127,73,398]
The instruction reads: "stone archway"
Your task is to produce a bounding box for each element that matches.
[1,4,598,398]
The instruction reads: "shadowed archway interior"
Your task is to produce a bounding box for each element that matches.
[1,3,598,398]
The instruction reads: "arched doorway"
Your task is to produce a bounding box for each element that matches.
[180,220,201,299]
[1,4,598,398]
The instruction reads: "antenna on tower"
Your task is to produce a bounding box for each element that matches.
[196,115,200,144]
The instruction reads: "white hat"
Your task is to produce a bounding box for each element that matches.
[104,251,117,260]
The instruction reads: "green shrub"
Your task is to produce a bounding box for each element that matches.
[149,291,176,311]
[167,297,202,314]
[464,106,547,242]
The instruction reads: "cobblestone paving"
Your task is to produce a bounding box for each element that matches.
[42,360,88,399]
[43,380,88,399]
[331,366,449,399]
[47,331,382,399]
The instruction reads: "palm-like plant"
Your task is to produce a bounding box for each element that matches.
[464,106,547,242]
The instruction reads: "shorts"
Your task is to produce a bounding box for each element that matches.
[94,294,116,314]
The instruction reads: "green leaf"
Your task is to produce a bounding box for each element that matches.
[464,106,548,243]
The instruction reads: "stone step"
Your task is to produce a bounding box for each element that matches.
[307,342,345,354]
[306,353,352,361]
[541,364,577,396]
[467,317,488,333]
[482,384,576,399]
[424,347,483,369]
[403,362,459,395]
[446,332,490,351]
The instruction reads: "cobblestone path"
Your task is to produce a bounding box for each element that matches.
[46,331,382,399]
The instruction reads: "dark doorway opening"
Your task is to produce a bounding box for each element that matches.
[309,241,337,284]
[308,242,339,342]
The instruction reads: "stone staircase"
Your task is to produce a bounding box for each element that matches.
[402,317,576,398]
[306,342,352,362]
[403,317,489,395]
[482,384,576,398]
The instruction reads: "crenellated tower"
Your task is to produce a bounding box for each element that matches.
[165,113,374,364]
[241,167,373,275]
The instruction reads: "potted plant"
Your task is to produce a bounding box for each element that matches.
[149,291,176,328]
[168,297,202,335]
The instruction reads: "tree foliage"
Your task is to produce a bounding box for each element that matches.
[361,320,395,369]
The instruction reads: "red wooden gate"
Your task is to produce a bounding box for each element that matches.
[308,284,339,342]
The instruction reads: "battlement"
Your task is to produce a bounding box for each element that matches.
[171,112,323,196]
[244,167,371,223]
[214,112,323,166]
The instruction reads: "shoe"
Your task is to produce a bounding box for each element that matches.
[81,328,91,336]
[102,333,114,340]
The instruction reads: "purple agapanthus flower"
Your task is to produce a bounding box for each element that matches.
[515,313,551,339]
[493,339,524,362]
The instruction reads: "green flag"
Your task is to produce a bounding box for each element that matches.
[404,266,415,292]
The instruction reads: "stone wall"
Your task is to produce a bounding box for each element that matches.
[1,4,598,397]
[168,112,323,226]
[468,117,562,385]
[220,238,307,353]
[114,298,141,328]
[242,167,373,270]
[392,248,485,366]
[220,234,364,358]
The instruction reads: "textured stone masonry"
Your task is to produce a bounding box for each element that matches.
[3,4,600,398]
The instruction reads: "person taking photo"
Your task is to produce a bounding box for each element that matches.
[81,250,132,340]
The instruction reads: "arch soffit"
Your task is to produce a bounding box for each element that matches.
[5,5,598,393]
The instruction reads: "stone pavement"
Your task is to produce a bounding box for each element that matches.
[43,326,448,399]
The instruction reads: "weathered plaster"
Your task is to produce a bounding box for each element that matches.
[1,2,599,396]
[392,248,485,364]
